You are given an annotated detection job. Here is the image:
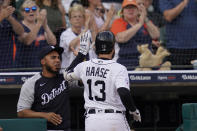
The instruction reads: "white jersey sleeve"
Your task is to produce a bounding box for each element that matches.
[73,62,84,80]
[17,74,40,112]
[115,66,130,90]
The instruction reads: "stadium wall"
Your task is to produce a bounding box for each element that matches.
[1,83,197,131]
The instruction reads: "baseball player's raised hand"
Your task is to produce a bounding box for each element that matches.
[129,109,141,122]
[79,30,92,55]
[44,112,62,125]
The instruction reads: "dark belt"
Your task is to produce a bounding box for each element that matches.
[88,109,124,114]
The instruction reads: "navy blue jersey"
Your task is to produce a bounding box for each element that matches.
[0,19,14,68]
[17,73,70,130]
[14,23,49,68]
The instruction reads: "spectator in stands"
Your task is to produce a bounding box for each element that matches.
[0,126,2,131]
[36,0,66,45]
[60,4,90,70]
[0,0,24,69]
[159,0,197,70]
[147,0,166,48]
[94,2,116,31]
[14,0,56,69]
[137,0,166,49]
[83,0,115,35]
[78,0,116,59]
[65,0,83,28]
[110,0,160,70]
[17,46,71,131]
[87,2,117,59]
[137,0,166,29]
[95,3,105,22]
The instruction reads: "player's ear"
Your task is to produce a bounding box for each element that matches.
[41,58,46,65]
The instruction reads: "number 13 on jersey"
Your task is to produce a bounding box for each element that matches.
[87,79,106,101]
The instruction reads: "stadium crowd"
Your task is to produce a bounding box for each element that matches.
[0,0,197,70]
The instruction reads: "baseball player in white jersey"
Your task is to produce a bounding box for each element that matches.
[64,31,141,131]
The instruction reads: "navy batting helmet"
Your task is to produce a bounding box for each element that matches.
[95,31,115,54]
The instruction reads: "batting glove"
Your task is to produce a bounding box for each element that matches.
[79,30,92,55]
[129,109,141,122]
[63,69,79,81]
[63,70,70,81]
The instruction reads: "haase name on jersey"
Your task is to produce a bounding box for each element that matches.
[86,66,110,78]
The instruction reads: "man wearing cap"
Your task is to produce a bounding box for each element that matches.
[110,0,159,70]
[17,46,71,131]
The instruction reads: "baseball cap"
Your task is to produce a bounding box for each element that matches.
[122,0,138,8]
[39,46,64,60]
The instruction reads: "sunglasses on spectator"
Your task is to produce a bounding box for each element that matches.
[96,7,105,14]
[24,6,37,13]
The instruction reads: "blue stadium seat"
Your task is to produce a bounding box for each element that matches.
[182,103,197,131]
[176,103,197,131]
[0,118,47,131]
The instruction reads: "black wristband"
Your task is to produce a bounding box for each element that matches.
[66,52,87,71]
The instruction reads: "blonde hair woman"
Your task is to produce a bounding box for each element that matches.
[14,0,56,68]
[60,4,90,70]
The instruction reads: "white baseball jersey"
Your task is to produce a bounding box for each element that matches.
[73,58,130,111]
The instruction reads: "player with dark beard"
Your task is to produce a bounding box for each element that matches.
[17,46,71,131]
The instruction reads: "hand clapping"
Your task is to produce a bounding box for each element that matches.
[37,9,47,25]
[0,6,15,19]
[138,4,147,25]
